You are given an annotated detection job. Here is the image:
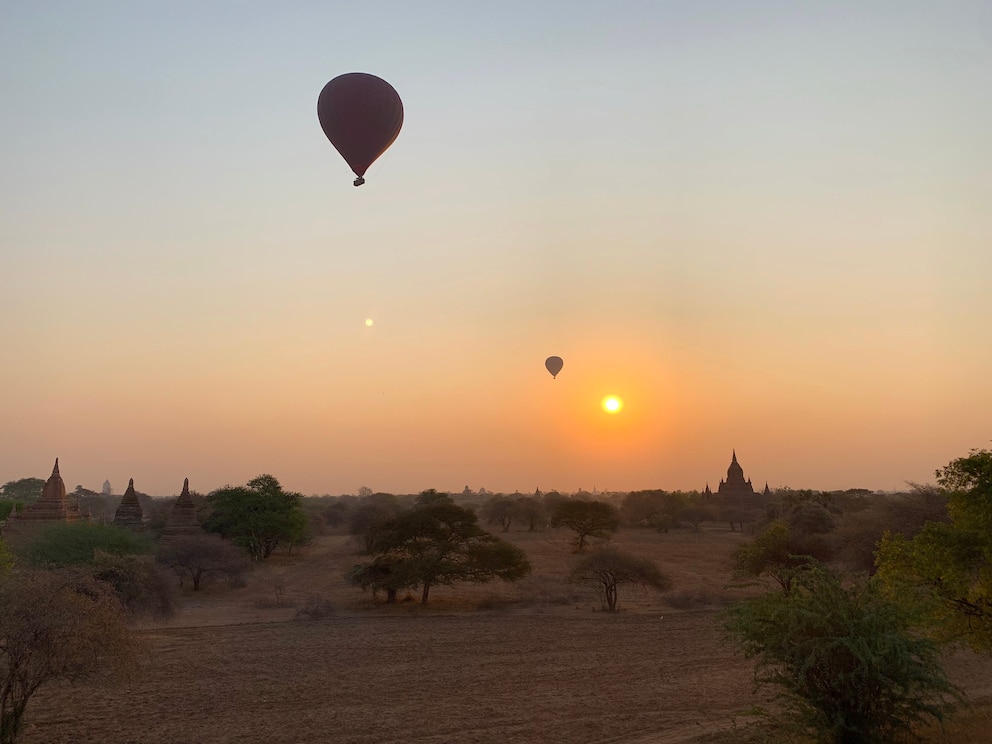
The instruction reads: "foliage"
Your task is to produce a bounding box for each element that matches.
[0,569,139,744]
[550,500,620,551]
[480,495,516,532]
[294,595,335,621]
[0,479,44,505]
[676,504,715,532]
[569,546,671,612]
[876,449,992,653]
[512,495,546,531]
[91,551,177,619]
[621,490,688,528]
[0,542,11,575]
[353,490,531,604]
[20,522,153,567]
[348,493,402,552]
[0,502,17,522]
[155,534,248,591]
[204,474,307,561]
[733,520,832,594]
[724,566,961,744]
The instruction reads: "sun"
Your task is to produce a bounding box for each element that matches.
[601,395,624,414]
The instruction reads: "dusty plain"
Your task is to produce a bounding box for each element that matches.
[20,527,992,744]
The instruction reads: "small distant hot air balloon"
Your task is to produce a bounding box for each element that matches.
[317,73,403,186]
[545,356,564,379]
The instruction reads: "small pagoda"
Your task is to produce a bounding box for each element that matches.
[159,478,202,539]
[111,478,146,531]
[10,458,82,522]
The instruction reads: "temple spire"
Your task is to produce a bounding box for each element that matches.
[52,458,60,477]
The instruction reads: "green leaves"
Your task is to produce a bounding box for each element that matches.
[204,475,306,561]
[725,566,960,743]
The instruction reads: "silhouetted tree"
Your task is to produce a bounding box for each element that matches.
[156,534,248,590]
[551,500,620,551]
[355,491,531,604]
[480,495,515,532]
[569,547,671,612]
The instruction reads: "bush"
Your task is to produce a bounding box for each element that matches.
[21,522,152,566]
[91,551,177,619]
[724,565,961,744]
[294,595,334,621]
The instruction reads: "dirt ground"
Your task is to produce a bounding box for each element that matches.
[19,528,992,744]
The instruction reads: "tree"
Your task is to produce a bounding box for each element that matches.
[0,569,139,744]
[90,551,177,619]
[876,449,992,652]
[0,479,44,505]
[569,547,671,612]
[156,534,248,590]
[512,495,546,531]
[724,565,960,744]
[551,500,619,551]
[0,542,11,575]
[356,491,531,604]
[480,494,516,532]
[733,520,831,594]
[204,474,306,561]
[676,504,715,532]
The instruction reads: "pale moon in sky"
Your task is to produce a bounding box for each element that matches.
[365,318,374,327]
[601,395,623,414]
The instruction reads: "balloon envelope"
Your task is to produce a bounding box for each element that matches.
[545,356,564,379]
[317,73,403,180]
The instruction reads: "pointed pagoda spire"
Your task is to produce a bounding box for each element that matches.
[52,458,60,477]
[161,477,201,538]
[731,449,738,464]
[112,477,145,531]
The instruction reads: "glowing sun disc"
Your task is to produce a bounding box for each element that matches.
[601,395,623,414]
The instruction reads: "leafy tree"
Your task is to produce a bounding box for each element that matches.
[0,569,139,744]
[512,495,546,531]
[156,534,248,590]
[0,479,44,505]
[356,491,531,604]
[676,504,715,532]
[204,474,306,561]
[724,565,960,744]
[20,522,153,567]
[348,493,401,553]
[480,494,516,532]
[551,500,619,551]
[733,520,832,594]
[569,546,671,612]
[876,449,992,652]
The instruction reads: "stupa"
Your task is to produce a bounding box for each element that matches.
[160,478,202,539]
[111,478,146,531]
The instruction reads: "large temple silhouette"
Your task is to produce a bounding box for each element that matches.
[704,450,770,508]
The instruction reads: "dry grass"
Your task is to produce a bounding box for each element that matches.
[18,525,992,744]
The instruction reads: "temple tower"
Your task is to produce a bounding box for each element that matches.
[111,478,146,531]
[11,458,82,522]
[160,478,202,539]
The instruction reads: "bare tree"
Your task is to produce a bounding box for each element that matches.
[0,569,139,744]
[156,534,248,590]
[569,547,671,612]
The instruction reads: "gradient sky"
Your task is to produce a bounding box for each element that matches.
[2,1,990,497]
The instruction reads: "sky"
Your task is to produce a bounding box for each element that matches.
[2,1,990,497]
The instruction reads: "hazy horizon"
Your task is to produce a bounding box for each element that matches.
[3,2,989,498]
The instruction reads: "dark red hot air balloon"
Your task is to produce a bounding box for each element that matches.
[317,73,403,187]
[545,356,564,379]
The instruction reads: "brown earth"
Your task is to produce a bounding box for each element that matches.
[20,527,992,744]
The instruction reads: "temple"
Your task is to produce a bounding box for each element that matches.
[705,451,770,509]
[8,458,82,522]
[160,478,202,539]
[111,478,146,531]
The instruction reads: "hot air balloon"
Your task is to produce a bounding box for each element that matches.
[317,73,403,187]
[545,356,563,379]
